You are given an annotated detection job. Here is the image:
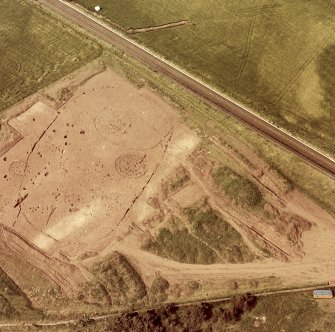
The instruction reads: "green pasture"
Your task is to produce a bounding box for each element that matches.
[0,0,101,113]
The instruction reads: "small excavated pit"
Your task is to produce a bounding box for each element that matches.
[115,154,148,178]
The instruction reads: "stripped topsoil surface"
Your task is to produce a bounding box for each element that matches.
[0,67,335,310]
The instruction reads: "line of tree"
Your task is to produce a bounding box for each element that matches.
[104,293,257,331]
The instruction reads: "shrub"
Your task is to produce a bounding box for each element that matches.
[150,277,170,295]
[90,252,147,305]
[184,204,254,263]
[213,166,262,208]
[186,280,200,291]
[142,227,219,264]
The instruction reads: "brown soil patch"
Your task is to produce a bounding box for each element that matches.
[115,154,148,178]
[171,183,205,208]
[9,160,26,177]
[0,66,334,305]
[0,68,187,296]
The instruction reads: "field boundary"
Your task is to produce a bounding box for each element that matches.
[0,282,330,328]
[235,16,256,90]
[127,20,188,34]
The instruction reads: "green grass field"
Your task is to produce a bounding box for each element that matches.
[0,0,101,113]
[74,0,335,155]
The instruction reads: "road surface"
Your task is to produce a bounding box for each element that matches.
[39,0,335,177]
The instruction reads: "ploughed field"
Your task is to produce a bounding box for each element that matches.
[0,0,101,113]
[74,0,335,156]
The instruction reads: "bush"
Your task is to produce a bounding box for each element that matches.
[90,252,147,305]
[106,293,257,330]
[186,280,200,291]
[213,166,262,208]
[142,227,219,264]
[161,166,191,197]
[150,277,170,295]
[228,280,239,290]
[184,203,254,263]
[149,277,170,304]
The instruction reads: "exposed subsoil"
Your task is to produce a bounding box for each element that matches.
[0,66,334,305]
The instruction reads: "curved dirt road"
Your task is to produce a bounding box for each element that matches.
[38,0,335,177]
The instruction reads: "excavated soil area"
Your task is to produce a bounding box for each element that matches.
[0,69,185,256]
[1,67,335,303]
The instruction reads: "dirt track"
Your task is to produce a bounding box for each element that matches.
[38,0,335,177]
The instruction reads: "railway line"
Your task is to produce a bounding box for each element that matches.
[38,0,335,178]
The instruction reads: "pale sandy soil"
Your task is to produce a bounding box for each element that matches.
[0,66,334,304]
